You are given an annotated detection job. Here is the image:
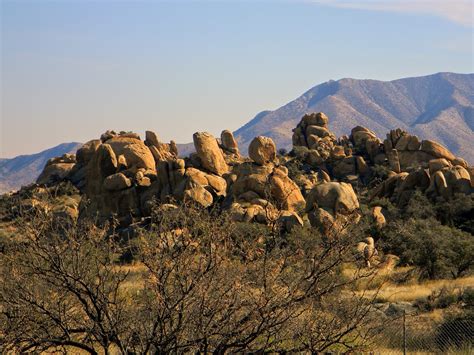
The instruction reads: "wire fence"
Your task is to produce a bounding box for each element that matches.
[370,311,473,354]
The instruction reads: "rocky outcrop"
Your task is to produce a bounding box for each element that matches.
[372,163,473,205]
[248,136,276,166]
[103,173,132,191]
[382,129,460,171]
[220,130,240,156]
[145,130,177,162]
[193,132,229,176]
[37,154,76,185]
[291,113,373,185]
[305,182,360,234]
[33,111,472,232]
[226,136,305,225]
[105,136,156,173]
[230,162,304,224]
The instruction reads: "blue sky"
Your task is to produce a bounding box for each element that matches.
[1,0,473,157]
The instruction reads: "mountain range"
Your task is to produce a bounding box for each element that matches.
[1,72,473,193]
[235,72,474,159]
[0,143,82,193]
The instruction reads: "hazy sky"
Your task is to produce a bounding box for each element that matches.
[1,0,473,158]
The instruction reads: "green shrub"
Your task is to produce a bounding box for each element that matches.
[380,218,474,280]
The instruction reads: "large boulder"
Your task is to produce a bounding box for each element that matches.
[420,140,456,161]
[220,130,240,156]
[394,134,421,151]
[186,167,227,197]
[292,113,331,148]
[156,158,187,200]
[248,136,276,165]
[351,126,377,148]
[301,112,329,129]
[106,136,156,173]
[103,173,132,191]
[231,163,304,220]
[37,155,76,185]
[443,166,472,195]
[184,182,213,207]
[76,140,101,166]
[145,130,177,162]
[397,150,434,170]
[232,163,274,198]
[269,167,305,211]
[306,125,333,139]
[193,132,229,175]
[306,182,359,215]
[429,158,452,175]
[145,130,160,147]
[86,144,118,195]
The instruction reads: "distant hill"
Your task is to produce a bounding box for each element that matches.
[235,72,473,161]
[0,142,82,193]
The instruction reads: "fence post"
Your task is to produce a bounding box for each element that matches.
[403,309,407,355]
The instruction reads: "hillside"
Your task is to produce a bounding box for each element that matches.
[234,72,474,161]
[0,142,82,193]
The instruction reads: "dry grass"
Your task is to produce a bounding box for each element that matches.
[360,272,474,303]
[114,262,147,293]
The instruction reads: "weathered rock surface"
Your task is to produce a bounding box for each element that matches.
[305,182,360,234]
[103,173,132,191]
[248,136,276,166]
[37,154,76,185]
[106,137,155,173]
[421,140,456,161]
[193,132,229,175]
[306,182,359,215]
[220,130,240,156]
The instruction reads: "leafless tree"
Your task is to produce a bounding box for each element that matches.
[0,198,382,353]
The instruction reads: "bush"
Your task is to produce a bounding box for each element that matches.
[380,217,474,280]
[414,287,463,312]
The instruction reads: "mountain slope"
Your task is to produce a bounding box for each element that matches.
[0,142,82,193]
[234,72,474,161]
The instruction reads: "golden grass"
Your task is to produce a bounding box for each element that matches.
[362,274,474,303]
[114,263,148,293]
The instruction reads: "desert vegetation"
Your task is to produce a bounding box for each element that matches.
[0,198,384,353]
[1,112,473,353]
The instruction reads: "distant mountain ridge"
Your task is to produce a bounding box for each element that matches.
[235,72,474,161]
[0,142,82,193]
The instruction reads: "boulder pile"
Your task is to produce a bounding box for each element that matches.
[229,135,305,225]
[367,129,473,204]
[33,111,472,233]
[291,113,371,182]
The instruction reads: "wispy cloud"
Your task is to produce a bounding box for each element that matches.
[310,0,473,27]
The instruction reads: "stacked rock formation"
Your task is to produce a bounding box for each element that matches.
[368,129,473,204]
[34,111,472,234]
[229,135,305,226]
[292,113,370,183]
